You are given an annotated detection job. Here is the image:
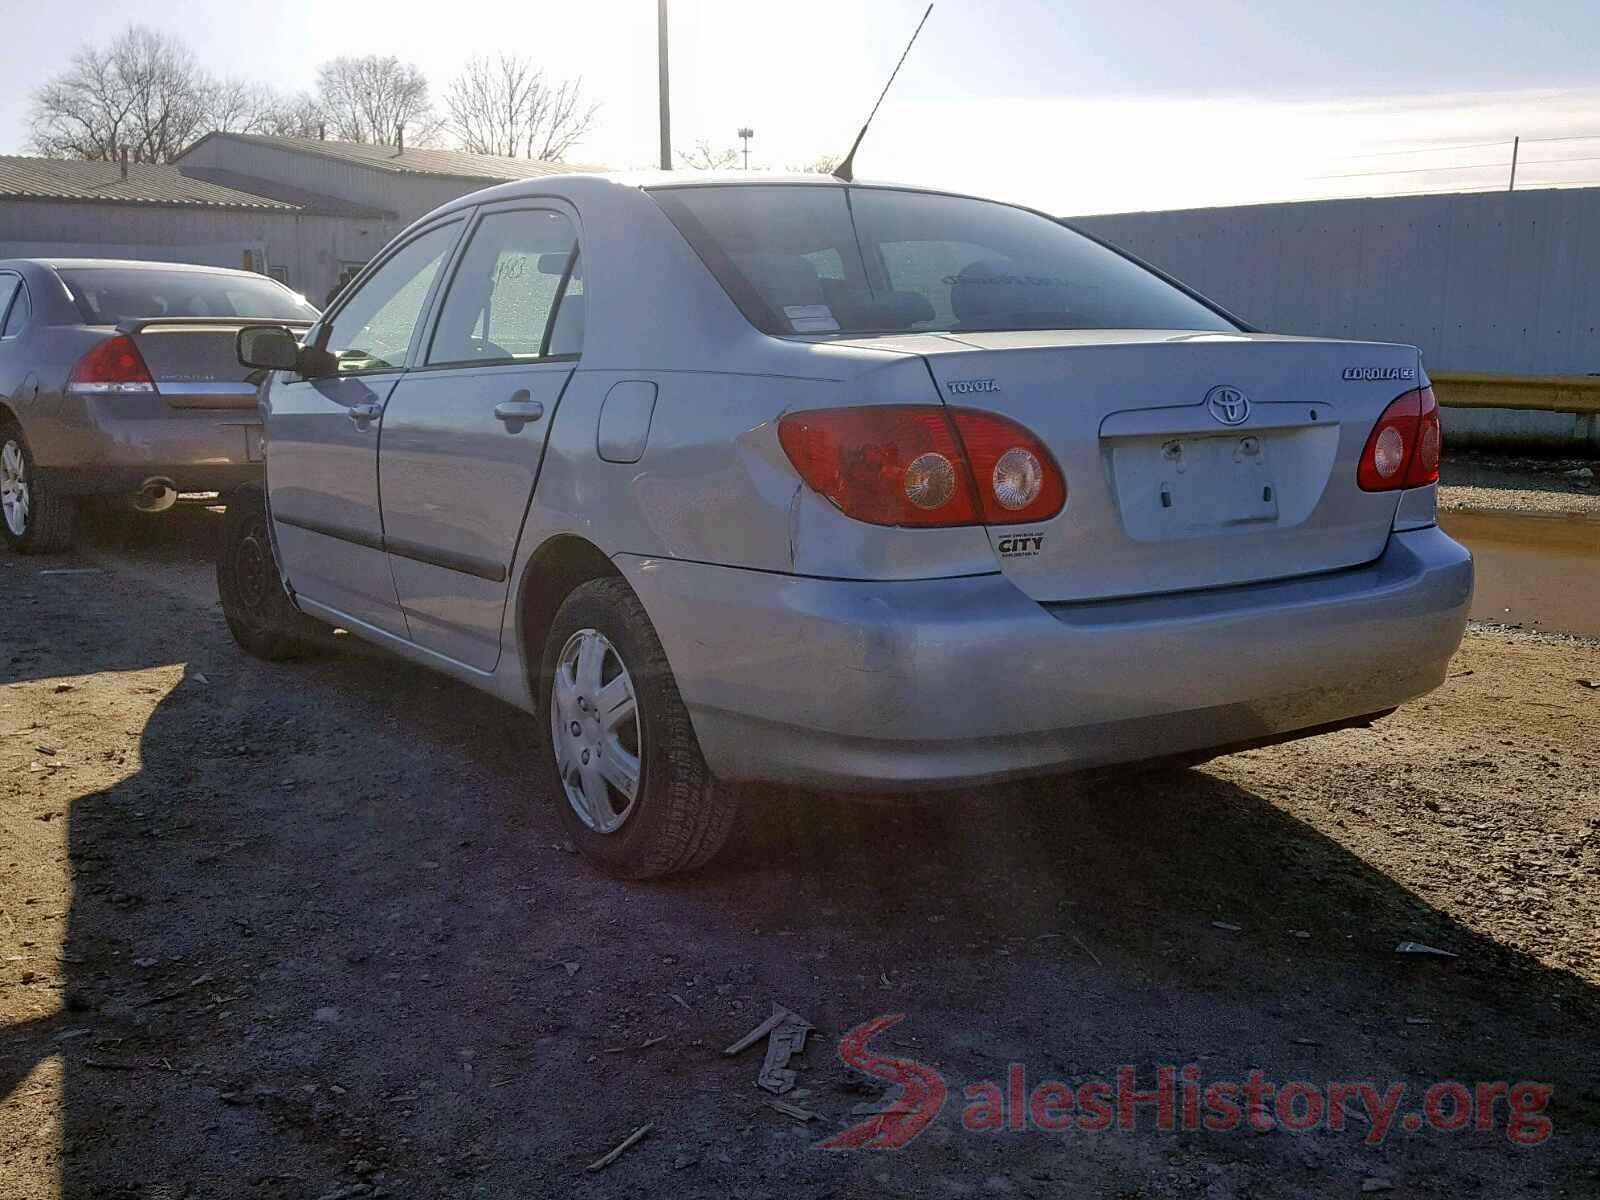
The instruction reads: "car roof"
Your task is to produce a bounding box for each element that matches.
[424,170,1019,223]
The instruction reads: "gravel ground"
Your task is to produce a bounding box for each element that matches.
[1439,450,1600,516]
[3,508,1599,1200]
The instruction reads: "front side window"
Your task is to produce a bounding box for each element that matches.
[322,221,462,373]
[649,184,1237,337]
[426,209,579,366]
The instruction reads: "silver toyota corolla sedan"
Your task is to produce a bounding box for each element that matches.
[0,258,316,551]
[223,173,1473,877]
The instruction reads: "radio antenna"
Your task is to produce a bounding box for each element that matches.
[833,4,933,183]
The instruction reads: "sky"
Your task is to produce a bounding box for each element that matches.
[4,0,1600,214]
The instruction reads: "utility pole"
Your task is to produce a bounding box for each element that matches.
[738,127,754,170]
[658,0,672,170]
[1509,136,1519,191]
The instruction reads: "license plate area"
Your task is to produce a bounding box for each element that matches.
[1111,432,1280,541]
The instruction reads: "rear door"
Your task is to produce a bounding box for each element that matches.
[266,218,466,636]
[378,204,583,670]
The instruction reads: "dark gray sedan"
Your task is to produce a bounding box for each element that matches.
[0,258,316,551]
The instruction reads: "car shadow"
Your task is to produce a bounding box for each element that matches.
[1,542,1595,1197]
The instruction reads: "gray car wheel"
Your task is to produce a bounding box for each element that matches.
[540,577,738,878]
[0,421,76,554]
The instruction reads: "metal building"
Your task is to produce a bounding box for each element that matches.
[0,134,587,304]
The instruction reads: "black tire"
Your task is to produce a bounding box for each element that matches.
[0,419,76,554]
[217,488,322,660]
[539,577,738,879]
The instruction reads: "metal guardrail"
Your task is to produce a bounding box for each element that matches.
[1431,371,1600,415]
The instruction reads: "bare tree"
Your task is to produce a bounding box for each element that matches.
[28,26,309,161]
[787,153,840,174]
[109,26,212,161]
[445,54,598,162]
[29,26,213,162]
[203,78,284,136]
[258,93,330,140]
[677,139,741,170]
[315,56,441,147]
[29,51,130,161]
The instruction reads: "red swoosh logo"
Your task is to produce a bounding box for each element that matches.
[818,1014,946,1150]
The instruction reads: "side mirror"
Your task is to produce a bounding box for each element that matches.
[236,325,303,372]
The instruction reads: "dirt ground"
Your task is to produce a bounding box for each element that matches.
[3,507,1599,1199]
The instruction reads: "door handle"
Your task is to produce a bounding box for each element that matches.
[494,395,545,424]
[347,401,381,423]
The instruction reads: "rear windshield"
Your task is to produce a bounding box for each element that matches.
[649,184,1237,337]
[57,268,318,325]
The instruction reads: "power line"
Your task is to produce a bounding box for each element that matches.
[1340,138,1513,160]
[1519,154,1600,167]
[1321,150,1600,182]
[1328,132,1600,171]
[1521,133,1600,145]
[1314,159,1512,181]
[1301,177,1600,203]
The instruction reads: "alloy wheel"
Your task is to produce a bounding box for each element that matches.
[550,628,643,834]
[1,439,29,537]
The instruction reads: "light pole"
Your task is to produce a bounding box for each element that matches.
[658,0,672,170]
[737,127,754,170]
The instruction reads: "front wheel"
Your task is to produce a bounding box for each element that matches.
[0,421,76,553]
[217,489,322,660]
[540,577,738,878]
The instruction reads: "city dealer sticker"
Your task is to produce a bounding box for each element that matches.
[997,532,1045,557]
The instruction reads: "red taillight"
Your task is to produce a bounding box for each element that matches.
[776,405,1066,528]
[1358,385,1441,491]
[948,408,1068,525]
[67,335,155,394]
[777,405,980,527]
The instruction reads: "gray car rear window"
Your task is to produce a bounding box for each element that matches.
[648,184,1237,338]
[57,269,318,325]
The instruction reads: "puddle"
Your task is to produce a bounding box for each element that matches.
[1439,511,1600,637]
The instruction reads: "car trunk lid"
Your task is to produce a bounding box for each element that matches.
[118,318,313,410]
[891,330,1421,602]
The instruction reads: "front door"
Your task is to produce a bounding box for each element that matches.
[266,217,465,636]
[378,205,584,670]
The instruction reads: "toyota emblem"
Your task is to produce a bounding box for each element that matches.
[1205,385,1251,426]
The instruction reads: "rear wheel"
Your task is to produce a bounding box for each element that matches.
[540,577,738,878]
[217,489,321,660]
[0,421,76,554]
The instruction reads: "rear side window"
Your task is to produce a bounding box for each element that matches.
[1,282,29,337]
[0,275,19,335]
[649,184,1236,337]
[426,209,580,366]
[57,268,318,325]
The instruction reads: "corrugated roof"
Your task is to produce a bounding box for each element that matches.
[185,132,600,181]
[178,167,395,219]
[0,156,301,210]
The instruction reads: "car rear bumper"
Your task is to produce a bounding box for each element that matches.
[35,463,262,497]
[25,392,263,495]
[617,525,1474,791]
